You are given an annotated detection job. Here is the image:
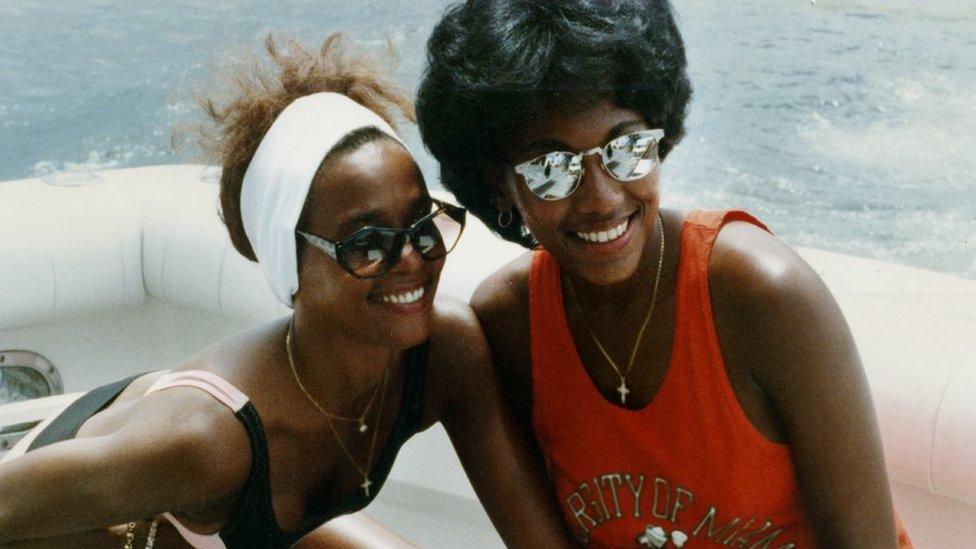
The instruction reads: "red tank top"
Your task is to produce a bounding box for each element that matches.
[529,210,912,548]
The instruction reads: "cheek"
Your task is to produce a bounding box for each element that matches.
[296,254,365,307]
[610,167,661,217]
[635,165,662,199]
[427,258,445,286]
[506,180,556,231]
[513,194,568,237]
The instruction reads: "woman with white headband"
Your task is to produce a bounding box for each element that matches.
[0,35,575,548]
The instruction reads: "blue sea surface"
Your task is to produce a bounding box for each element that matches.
[1,0,974,278]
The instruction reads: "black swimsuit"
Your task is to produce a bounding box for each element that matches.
[26,342,429,548]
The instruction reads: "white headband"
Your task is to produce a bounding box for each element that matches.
[240,92,403,307]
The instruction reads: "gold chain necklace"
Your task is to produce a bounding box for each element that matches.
[286,320,383,434]
[565,213,666,404]
[286,321,390,497]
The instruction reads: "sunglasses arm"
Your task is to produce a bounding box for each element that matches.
[298,231,339,260]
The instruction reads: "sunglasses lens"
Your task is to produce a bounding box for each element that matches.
[602,131,660,181]
[427,208,464,258]
[519,152,582,200]
[411,206,462,260]
[340,230,398,278]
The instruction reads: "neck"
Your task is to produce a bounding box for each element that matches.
[287,308,400,411]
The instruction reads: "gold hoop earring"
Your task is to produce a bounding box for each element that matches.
[497,208,513,228]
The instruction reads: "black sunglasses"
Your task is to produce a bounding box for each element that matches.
[297,198,467,279]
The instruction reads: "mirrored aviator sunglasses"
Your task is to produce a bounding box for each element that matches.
[297,199,466,279]
[513,129,665,201]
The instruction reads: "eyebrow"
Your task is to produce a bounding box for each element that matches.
[334,210,384,237]
[331,195,432,238]
[519,119,647,157]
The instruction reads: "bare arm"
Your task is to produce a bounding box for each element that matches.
[0,388,249,543]
[710,222,898,547]
[429,297,577,548]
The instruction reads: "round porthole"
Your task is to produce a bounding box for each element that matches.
[0,351,63,451]
[0,350,62,404]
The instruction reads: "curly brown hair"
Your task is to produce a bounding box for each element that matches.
[196,33,414,261]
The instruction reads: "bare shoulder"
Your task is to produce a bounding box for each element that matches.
[425,296,494,421]
[425,253,535,422]
[708,220,853,393]
[470,251,534,323]
[120,383,252,496]
[470,251,535,423]
[708,220,841,347]
[88,372,251,505]
[429,294,487,361]
[709,220,824,306]
[469,251,534,371]
[123,384,249,443]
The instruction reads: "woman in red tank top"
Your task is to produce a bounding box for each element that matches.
[418,1,912,547]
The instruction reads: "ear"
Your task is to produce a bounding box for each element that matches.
[483,161,516,212]
[493,193,514,214]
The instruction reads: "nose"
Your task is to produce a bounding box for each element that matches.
[389,239,426,274]
[574,153,623,215]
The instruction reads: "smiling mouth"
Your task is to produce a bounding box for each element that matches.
[376,286,425,305]
[572,217,631,244]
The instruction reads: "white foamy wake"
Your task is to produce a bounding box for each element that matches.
[29,144,165,180]
[800,76,976,185]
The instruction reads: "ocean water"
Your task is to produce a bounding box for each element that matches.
[1,0,974,278]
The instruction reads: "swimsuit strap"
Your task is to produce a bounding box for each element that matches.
[144,370,249,413]
[160,512,227,549]
[27,374,142,451]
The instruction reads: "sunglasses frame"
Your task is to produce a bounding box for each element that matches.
[513,128,665,201]
[297,198,467,279]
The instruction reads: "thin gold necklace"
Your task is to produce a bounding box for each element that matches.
[286,319,383,434]
[286,321,390,497]
[565,213,666,405]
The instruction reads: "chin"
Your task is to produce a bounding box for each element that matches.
[380,321,431,350]
[563,232,646,287]
[366,304,433,349]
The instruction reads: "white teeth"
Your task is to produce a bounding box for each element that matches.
[575,218,629,243]
[379,287,425,305]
